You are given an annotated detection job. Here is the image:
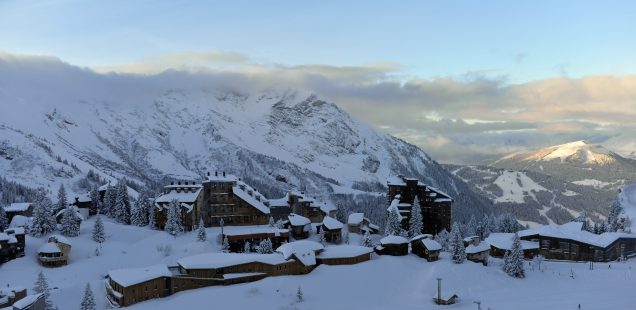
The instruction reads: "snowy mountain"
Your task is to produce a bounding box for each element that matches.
[0,55,492,222]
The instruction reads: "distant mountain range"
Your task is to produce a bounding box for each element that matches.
[0,55,493,223]
[447,140,636,226]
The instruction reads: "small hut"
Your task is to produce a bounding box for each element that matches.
[374,235,409,256]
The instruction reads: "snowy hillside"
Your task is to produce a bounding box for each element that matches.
[0,55,492,221]
[447,165,615,226]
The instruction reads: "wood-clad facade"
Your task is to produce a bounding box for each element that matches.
[520,233,636,262]
[222,230,290,253]
[200,174,270,227]
[386,176,452,235]
[0,228,25,263]
[317,252,372,265]
[106,276,170,307]
[154,182,203,231]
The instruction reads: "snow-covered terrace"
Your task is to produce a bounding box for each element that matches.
[177,253,288,270]
[108,264,172,287]
[318,245,373,259]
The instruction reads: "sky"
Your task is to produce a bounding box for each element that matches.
[1,0,635,163]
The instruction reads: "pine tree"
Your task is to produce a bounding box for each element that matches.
[60,207,80,237]
[89,186,99,216]
[385,207,402,236]
[56,184,67,211]
[196,217,207,242]
[362,230,373,247]
[503,233,525,278]
[607,200,624,232]
[449,223,466,264]
[258,238,274,254]
[434,229,450,252]
[464,214,477,237]
[34,270,57,310]
[130,193,149,227]
[164,199,183,236]
[30,190,56,237]
[318,228,326,244]
[480,214,491,238]
[222,236,230,253]
[243,241,251,253]
[114,180,131,224]
[408,196,423,238]
[80,283,96,310]
[148,204,157,229]
[268,216,275,227]
[0,206,8,231]
[92,215,105,243]
[335,204,347,223]
[296,286,303,302]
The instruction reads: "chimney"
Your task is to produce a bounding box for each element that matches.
[215,171,218,177]
[170,182,174,186]
[207,171,210,177]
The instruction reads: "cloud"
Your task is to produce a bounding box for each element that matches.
[2,51,635,164]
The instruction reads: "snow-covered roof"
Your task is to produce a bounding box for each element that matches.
[12,293,43,310]
[3,202,32,212]
[205,173,239,182]
[4,227,25,235]
[426,185,453,200]
[485,233,539,251]
[38,243,61,254]
[178,253,287,270]
[421,239,442,251]
[108,264,172,287]
[319,202,336,214]
[9,215,29,228]
[48,235,71,246]
[232,182,270,214]
[410,234,434,242]
[288,214,311,226]
[154,187,202,212]
[322,216,344,230]
[318,245,374,259]
[276,240,324,266]
[74,193,91,203]
[0,233,9,242]
[269,194,290,207]
[380,235,409,245]
[221,225,289,237]
[435,198,452,203]
[518,223,636,248]
[466,242,490,254]
[55,206,85,220]
[348,213,364,225]
[386,176,406,186]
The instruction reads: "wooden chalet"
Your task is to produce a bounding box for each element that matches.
[410,234,442,261]
[518,222,636,262]
[0,227,25,263]
[220,226,290,253]
[375,235,409,256]
[275,240,324,274]
[464,236,490,265]
[320,216,344,243]
[106,264,172,307]
[286,213,311,239]
[485,233,539,259]
[200,172,270,227]
[11,293,45,310]
[37,235,71,267]
[347,212,379,234]
[386,175,452,235]
[286,192,336,223]
[70,193,93,217]
[154,181,203,231]
[2,203,33,223]
[0,287,26,309]
[316,245,374,265]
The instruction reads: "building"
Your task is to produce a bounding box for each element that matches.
[37,235,71,267]
[199,172,271,227]
[220,226,290,253]
[0,227,25,263]
[347,213,379,234]
[320,216,344,243]
[10,293,45,310]
[286,214,311,240]
[518,222,636,262]
[410,234,442,261]
[270,192,336,223]
[485,233,540,259]
[0,286,27,308]
[70,193,93,217]
[386,175,452,235]
[316,245,374,265]
[154,181,203,231]
[464,236,490,265]
[2,203,33,223]
[106,264,173,307]
[54,206,84,224]
[375,235,409,256]
[275,240,324,274]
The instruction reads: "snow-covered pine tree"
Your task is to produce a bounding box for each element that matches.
[480,214,491,238]
[343,231,350,244]
[89,186,99,216]
[606,200,624,232]
[408,196,423,238]
[274,219,285,229]
[362,230,373,247]
[335,204,348,223]
[385,207,401,236]
[318,228,326,244]
[222,236,230,253]
[450,223,466,263]
[268,216,275,227]
[296,286,303,302]
[148,205,156,229]
[503,233,525,278]
[0,206,8,231]
[165,199,183,236]
[60,207,80,237]
[92,214,105,243]
[258,238,274,254]
[196,217,206,242]
[130,193,150,227]
[103,186,114,217]
[243,241,251,253]
[34,270,57,310]
[80,283,96,310]
[464,214,477,237]
[114,180,131,224]
[30,190,56,237]
[434,229,450,251]
[56,184,67,211]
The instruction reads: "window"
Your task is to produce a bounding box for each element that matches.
[541,240,550,250]
[560,241,569,253]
